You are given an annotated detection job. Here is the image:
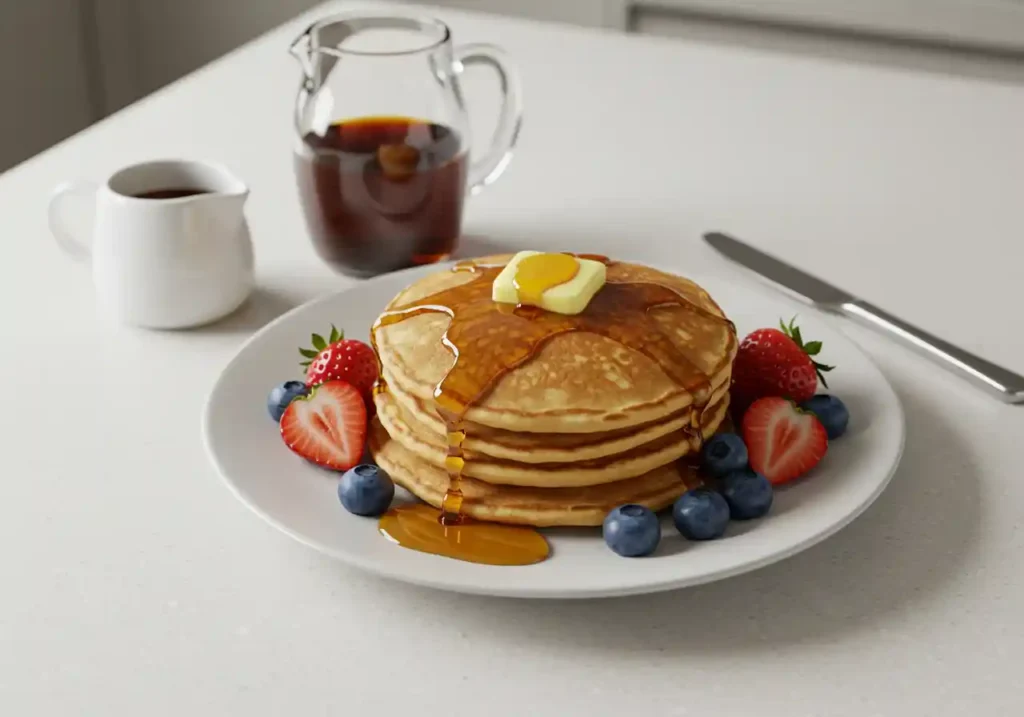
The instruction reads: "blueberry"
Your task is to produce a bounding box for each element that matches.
[673,489,730,540]
[701,433,749,477]
[721,469,773,520]
[800,394,849,439]
[338,464,395,517]
[267,380,309,422]
[602,504,661,557]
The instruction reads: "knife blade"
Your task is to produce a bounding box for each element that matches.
[703,231,1024,404]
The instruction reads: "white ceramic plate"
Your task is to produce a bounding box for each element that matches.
[202,263,904,599]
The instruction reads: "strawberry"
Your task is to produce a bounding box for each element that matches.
[299,325,379,404]
[741,397,828,485]
[732,316,834,408]
[280,380,367,471]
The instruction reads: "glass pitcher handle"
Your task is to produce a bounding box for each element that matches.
[453,44,523,195]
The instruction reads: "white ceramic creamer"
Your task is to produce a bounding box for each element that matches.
[48,159,255,328]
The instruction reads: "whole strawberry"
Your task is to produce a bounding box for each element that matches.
[299,325,379,406]
[732,316,833,408]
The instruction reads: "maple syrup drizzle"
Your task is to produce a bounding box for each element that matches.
[441,424,466,524]
[370,255,734,566]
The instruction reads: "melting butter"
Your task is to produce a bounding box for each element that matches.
[492,251,606,314]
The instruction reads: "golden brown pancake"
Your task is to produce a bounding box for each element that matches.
[372,254,737,434]
[368,254,736,527]
[369,419,702,526]
[374,386,729,487]
[381,363,732,463]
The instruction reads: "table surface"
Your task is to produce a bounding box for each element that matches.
[2,1,1022,714]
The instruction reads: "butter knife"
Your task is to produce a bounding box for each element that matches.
[704,231,1024,404]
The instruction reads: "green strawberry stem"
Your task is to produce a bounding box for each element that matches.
[298,324,344,369]
[780,316,834,387]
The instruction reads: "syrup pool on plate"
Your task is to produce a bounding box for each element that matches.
[378,504,550,566]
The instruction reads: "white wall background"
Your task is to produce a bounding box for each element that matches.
[3,0,1024,173]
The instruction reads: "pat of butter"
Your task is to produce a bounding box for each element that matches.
[492,251,606,315]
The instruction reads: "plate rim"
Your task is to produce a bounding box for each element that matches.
[201,262,906,599]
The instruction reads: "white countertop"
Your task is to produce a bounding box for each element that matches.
[2,1,1023,714]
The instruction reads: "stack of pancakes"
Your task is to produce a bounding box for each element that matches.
[369,255,737,527]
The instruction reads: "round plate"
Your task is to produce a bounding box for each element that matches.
[202,263,904,598]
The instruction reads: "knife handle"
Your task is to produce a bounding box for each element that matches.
[840,300,1024,404]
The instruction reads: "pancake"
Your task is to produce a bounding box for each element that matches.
[381,362,732,463]
[368,253,737,529]
[368,418,701,526]
[375,385,730,486]
[372,254,737,434]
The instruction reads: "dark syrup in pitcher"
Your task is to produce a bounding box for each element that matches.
[294,115,468,276]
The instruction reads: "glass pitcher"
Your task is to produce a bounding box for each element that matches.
[289,12,522,277]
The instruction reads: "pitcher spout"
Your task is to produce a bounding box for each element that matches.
[155,160,250,232]
[205,187,249,218]
[211,169,248,201]
[289,23,317,82]
[201,179,249,231]
[194,162,247,205]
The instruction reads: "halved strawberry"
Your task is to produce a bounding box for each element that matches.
[741,396,828,485]
[280,380,367,471]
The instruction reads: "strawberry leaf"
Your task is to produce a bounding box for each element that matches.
[299,361,311,368]
[300,328,345,370]
[778,316,836,384]
[815,362,835,388]
[781,316,803,345]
